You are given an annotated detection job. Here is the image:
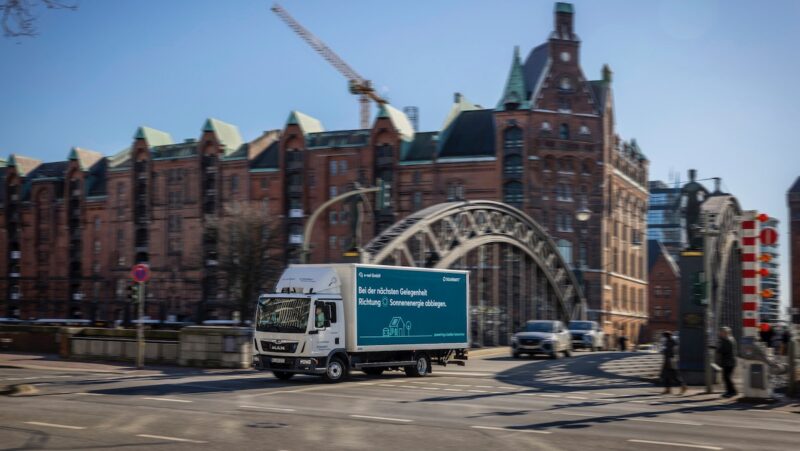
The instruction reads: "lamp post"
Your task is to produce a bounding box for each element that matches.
[575,205,592,321]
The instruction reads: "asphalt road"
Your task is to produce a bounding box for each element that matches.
[1,350,798,451]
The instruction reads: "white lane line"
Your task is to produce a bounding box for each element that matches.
[453,384,471,387]
[24,421,86,430]
[349,414,412,423]
[435,371,495,377]
[475,385,495,388]
[74,392,102,396]
[137,434,207,444]
[142,397,192,403]
[421,387,440,391]
[627,439,721,450]
[567,396,588,400]
[430,382,450,386]
[539,394,561,398]
[595,392,615,396]
[467,389,488,393]
[630,418,703,426]
[239,405,296,412]
[378,384,398,387]
[631,400,647,403]
[444,388,463,392]
[471,425,551,435]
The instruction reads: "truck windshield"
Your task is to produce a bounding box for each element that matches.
[256,297,310,333]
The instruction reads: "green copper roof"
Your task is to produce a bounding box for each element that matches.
[68,147,103,171]
[286,111,324,135]
[555,2,574,13]
[7,154,42,177]
[203,118,243,154]
[442,93,479,130]
[377,104,415,142]
[108,147,132,169]
[496,46,529,111]
[134,126,174,148]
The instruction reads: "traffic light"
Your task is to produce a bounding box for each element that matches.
[691,272,707,306]
[127,284,140,303]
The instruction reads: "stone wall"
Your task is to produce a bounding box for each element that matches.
[179,326,252,369]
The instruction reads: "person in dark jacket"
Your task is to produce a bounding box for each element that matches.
[717,326,737,398]
[660,331,686,394]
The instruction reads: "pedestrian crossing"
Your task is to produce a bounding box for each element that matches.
[599,354,661,381]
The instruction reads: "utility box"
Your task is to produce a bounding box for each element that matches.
[742,360,771,398]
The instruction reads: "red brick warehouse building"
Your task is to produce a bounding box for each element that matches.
[0,3,648,341]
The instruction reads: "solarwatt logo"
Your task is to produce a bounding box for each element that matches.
[442,276,461,283]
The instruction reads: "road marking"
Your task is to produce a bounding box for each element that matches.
[24,421,86,430]
[595,392,615,396]
[430,382,450,386]
[630,418,703,426]
[467,389,487,393]
[475,385,495,388]
[567,396,588,400]
[137,434,207,444]
[378,384,398,387]
[631,400,646,403]
[421,387,440,391]
[453,384,471,387]
[444,388,463,392]
[435,371,496,377]
[627,439,721,450]
[539,394,560,398]
[349,414,412,423]
[239,405,296,412]
[74,392,102,396]
[143,397,192,403]
[470,425,551,434]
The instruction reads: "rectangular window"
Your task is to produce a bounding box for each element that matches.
[230,175,239,194]
[329,160,338,176]
[260,178,267,189]
[329,236,337,249]
[329,186,338,198]
[329,211,338,224]
[339,160,347,173]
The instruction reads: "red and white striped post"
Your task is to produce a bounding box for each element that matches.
[740,211,761,339]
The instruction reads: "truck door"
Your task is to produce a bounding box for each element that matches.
[313,299,344,352]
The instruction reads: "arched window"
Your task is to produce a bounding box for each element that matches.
[559,123,570,139]
[503,127,523,154]
[559,77,572,91]
[503,154,523,175]
[557,239,573,267]
[503,181,523,205]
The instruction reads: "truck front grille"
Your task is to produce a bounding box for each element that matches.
[261,341,298,353]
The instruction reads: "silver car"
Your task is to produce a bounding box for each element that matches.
[511,320,572,359]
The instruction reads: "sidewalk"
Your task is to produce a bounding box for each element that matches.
[0,352,136,373]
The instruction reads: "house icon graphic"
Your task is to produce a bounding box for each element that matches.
[382,316,412,337]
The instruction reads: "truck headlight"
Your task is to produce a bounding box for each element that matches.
[299,359,313,365]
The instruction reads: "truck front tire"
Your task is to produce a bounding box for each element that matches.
[272,371,294,380]
[405,355,430,377]
[323,356,348,383]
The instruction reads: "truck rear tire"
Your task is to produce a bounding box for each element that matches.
[323,357,348,383]
[405,355,430,377]
[362,367,385,376]
[272,371,294,380]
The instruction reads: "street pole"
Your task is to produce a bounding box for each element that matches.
[137,281,145,369]
[703,218,718,394]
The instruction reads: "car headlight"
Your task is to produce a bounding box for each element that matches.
[511,336,518,343]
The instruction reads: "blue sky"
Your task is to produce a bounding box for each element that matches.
[1,0,797,313]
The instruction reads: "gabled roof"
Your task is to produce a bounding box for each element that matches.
[85,158,108,197]
[250,140,279,170]
[23,161,68,200]
[401,132,438,162]
[789,176,800,194]
[443,93,479,130]
[589,81,608,113]
[648,239,680,275]
[203,118,243,154]
[497,46,529,110]
[437,109,496,159]
[68,147,103,171]
[522,43,549,105]
[8,154,42,177]
[286,111,324,136]
[377,104,415,142]
[134,126,174,148]
[108,147,132,169]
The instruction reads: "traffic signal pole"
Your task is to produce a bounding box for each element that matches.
[136,281,145,369]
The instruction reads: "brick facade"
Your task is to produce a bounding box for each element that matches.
[643,240,680,341]
[0,3,648,336]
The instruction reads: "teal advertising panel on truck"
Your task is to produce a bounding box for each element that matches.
[352,265,469,349]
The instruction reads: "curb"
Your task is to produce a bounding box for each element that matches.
[469,347,509,358]
[0,361,129,374]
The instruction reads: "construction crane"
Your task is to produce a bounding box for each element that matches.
[271,3,387,129]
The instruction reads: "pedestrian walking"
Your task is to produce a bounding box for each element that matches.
[781,328,791,356]
[618,332,628,351]
[716,326,737,398]
[660,331,686,395]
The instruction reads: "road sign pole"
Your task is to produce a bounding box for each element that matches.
[137,281,145,369]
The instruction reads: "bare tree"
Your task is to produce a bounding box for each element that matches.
[212,201,284,322]
[2,0,77,37]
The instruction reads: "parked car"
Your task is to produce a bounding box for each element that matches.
[568,320,605,351]
[511,320,572,359]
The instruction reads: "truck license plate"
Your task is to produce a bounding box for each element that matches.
[271,357,285,364]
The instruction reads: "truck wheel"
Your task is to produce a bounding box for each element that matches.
[405,355,430,377]
[549,351,560,360]
[323,357,348,383]
[362,367,384,376]
[512,351,520,359]
[272,371,294,380]
[564,348,572,358]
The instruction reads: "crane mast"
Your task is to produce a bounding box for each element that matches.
[271,3,387,129]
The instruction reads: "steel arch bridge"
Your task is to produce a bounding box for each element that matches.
[701,195,743,342]
[360,201,587,345]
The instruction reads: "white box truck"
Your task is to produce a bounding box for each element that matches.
[252,264,469,382]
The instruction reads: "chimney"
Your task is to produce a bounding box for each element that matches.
[554,2,575,39]
[713,177,721,194]
[454,92,462,103]
[689,169,697,182]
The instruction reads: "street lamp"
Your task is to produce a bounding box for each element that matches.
[576,206,592,223]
